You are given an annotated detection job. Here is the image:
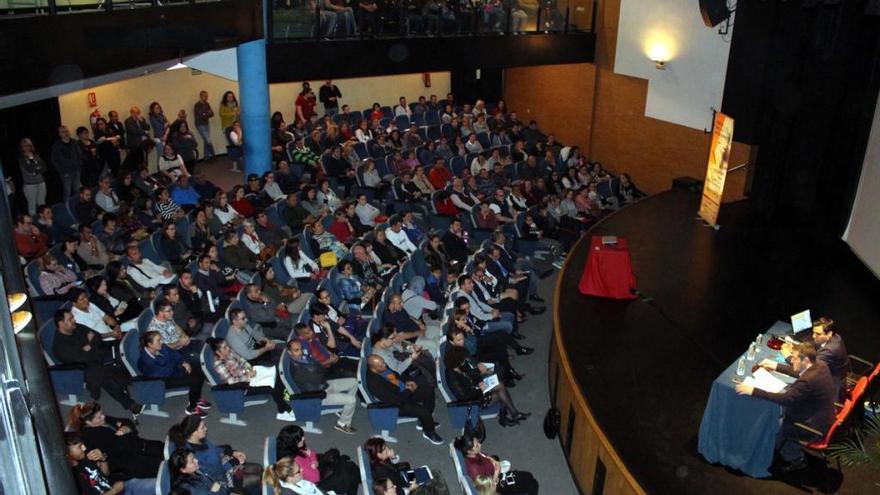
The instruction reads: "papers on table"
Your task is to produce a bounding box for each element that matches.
[482,374,500,394]
[744,367,788,393]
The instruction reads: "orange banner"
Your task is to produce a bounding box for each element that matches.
[698,112,734,226]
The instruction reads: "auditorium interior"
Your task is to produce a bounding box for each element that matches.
[1,0,880,494]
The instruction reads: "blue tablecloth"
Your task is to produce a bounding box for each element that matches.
[697,321,794,478]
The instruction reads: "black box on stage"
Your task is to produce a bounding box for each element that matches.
[672,177,704,193]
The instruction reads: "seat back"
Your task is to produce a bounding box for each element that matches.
[850,376,870,404]
[806,399,855,450]
[597,180,613,199]
[450,156,466,177]
[38,320,60,365]
[449,442,476,495]
[137,308,155,335]
[263,436,277,466]
[436,338,455,404]
[25,260,45,296]
[200,345,222,387]
[120,330,142,377]
[394,115,410,129]
[157,460,171,495]
[212,318,230,339]
[356,446,374,490]
[373,300,387,322]
[271,254,291,286]
[357,338,377,404]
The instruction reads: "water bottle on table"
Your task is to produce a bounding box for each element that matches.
[736,357,746,376]
[755,333,763,347]
[747,343,756,361]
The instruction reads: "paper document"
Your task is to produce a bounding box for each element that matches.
[482,374,500,394]
[480,362,495,371]
[746,367,788,393]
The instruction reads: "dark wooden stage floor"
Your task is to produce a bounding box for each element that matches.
[555,190,880,495]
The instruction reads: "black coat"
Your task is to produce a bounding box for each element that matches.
[81,418,163,479]
[753,360,836,433]
[817,334,850,388]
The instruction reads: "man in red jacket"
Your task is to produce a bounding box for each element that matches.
[428,158,452,190]
[14,213,49,260]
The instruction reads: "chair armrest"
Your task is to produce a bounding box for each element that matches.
[212,383,251,392]
[849,354,873,367]
[292,391,327,400]
[47,363,87,372]
[131,376,168,383]
[447,399,482,407]
[367,402,401,410]
[793,422,823,437]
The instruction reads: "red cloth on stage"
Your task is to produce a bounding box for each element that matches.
[578,236,637,299]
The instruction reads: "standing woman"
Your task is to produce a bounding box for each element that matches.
[17,137,47,216]
[219,91,240,131]
[148,102,169,146]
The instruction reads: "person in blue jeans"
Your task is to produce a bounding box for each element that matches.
[193,91,216,161]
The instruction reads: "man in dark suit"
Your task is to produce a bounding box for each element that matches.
[738,343,836,472]
[440,218,471,264]
[811,317,850,400]
[491,230,543,303]
[366,354,443,445]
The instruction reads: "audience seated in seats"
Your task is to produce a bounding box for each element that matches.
[382,293,441,356]
[310,220,348,259]
[372,228,406,266]
[215,191,244,227]
[35,205,72,246]
[73,186,101,226]
[52,309,145,417]
[384,216,417,256]
[170,175,202,208]
[329,209,356,245]
[149,299,202,358]
[355,193,382,228]
[226,308,280,367]
[241,218,275,261]
[352,242,389,288]
[207,337,297,422]
[138,330,209,417]
[371,324,437,390]
[366,354,443,445]
[454,432,539,495]
[336,259,376,313]
[223,230,262,273]
[230,185,257,219]
[453,276,518,337]
[364,437,450,495]
[86,276,142,328]
[286,339,359,434]
[70,288,125,339]
[95,177,121,214]
[158,143,190,183]
[155,187,186,221]
[298,310,358,378]
[159,221,192,271]
[126,243,176,288]
[242,283,292,340]
[274,425,361,494]
[283,193,314,234]
[194,253,236,304]
[441,218,472,265]
[67,401,164,481]
[168,416,261,494]
[95,213,129,255]
[315,288,367,349]
[65,432,156,495]
[38,254,78,296]
[282,239,322,293]
[15,213,50,260]
[444,330,529,427]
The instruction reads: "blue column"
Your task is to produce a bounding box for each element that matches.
[237,39,271,178]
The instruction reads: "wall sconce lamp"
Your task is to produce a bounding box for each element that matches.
[647,44,671,70]
[7,292,30,334]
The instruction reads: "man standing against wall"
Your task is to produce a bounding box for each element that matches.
[51,125,83,199]
[319,80,343,117]
[193,91,216,162]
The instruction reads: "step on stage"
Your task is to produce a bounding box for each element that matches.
[553,190,880,495]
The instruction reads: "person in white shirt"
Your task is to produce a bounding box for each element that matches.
[125,244,176,288]
[465,133,484,154]
[470,154,490,177]
[393,96,412,118]
[384,216,416,255]
[262,171,286,202]
[354,119,374,144]
[354,193,381,227]
[264,456,328,495]
[240,219,267,256]
[282,243,320,280]
[70,288,123,339]
[95,177,120,213]
[213,191,241,226]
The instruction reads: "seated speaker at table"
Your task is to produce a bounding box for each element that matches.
[735,343,835,472]
[777,316,850,401]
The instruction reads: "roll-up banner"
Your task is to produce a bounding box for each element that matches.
[698,112,734,226]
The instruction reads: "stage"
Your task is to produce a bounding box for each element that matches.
[553,190,880,495]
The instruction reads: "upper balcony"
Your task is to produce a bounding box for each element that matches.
[0,0,263,102]
[267,0,597,81]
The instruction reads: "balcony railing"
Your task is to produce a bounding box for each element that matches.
[271,0,596,41]
[0,0,224,17]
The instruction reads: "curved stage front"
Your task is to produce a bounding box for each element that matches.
[551,190,880,495]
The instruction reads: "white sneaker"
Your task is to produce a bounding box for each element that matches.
[276,411,297,422]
